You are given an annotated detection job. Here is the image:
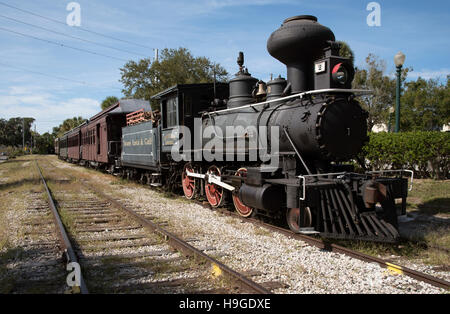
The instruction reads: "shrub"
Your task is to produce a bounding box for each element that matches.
[361,132,449,179]
[5,146,25,159]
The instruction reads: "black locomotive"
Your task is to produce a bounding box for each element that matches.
[58,16,412,242]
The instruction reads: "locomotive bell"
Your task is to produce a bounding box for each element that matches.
[267,15,335,93]
[255,80,267,98]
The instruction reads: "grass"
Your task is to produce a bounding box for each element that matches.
[110,178,129,185]
[0,196,10,252]
[58,209,77,234]
[225,217,238,226]
[0,156,46,293]
[253,227,272,237]
[0,156,42,250]
[0,247,26,293]
[422,228,450,267]
[339,239,422,258]
[407,179,450,216]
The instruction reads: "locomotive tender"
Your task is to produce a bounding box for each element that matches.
[58,16,412,242]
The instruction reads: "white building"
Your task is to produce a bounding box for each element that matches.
[371,123,388,133]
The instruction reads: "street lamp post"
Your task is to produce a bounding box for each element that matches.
[388,106,395,132]
[394,51,406,133]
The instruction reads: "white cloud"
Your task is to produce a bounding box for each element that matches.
[60,98,100,114]
[0,86,100,133]
[206,0,296,9]
[407,69,449,80]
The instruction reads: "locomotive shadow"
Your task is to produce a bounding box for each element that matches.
[399,199,450,241]
[0,178,42,192]
[0,159,23,164]
[0,245,66,293]
[414,198,450,216]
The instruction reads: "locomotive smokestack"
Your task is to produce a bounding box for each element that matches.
[267,15,335,93]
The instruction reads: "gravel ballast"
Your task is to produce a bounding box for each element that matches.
[115,186,447,294]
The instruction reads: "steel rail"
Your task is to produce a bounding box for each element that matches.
[213,208,450,291]
[79,180,271,294]
[35,161,89,294]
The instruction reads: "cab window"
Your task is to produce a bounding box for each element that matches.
[163,96,178,128]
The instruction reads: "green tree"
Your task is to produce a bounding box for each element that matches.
[52,117,86,138]
[120,47,228,108]
[0,118,6,146]
[352,54,410,131]
[400,76,450,131]
[33,132,56,154]
[0,117,35,148]
[338,41,355,66]
[101,96,119,110]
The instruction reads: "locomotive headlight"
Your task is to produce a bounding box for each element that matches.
[332,63,349,85]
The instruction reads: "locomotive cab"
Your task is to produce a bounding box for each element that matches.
[151,83,229,161]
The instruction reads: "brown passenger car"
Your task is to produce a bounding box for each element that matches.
[67,123,85,162]
[80,99,151,168]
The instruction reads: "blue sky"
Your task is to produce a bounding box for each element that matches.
[0,0,449,134]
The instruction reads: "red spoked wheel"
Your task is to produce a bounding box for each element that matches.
[232,168,254,217]
[205,165,224,207]
[182,163,196,200]
[286,207,312,233]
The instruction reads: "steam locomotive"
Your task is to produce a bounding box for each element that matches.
[57,16,412,242]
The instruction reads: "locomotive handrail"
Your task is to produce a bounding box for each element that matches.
[283,127,312,175]
[298,176,306,201]
[205,88,373,116]
[367,169,414,191]
[298,172,348,200]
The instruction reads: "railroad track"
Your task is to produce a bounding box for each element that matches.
[47,157,449,293]
[5,190,68,293]
[112,171,450,291]
[210,208,450,291]
[35,160,276,294]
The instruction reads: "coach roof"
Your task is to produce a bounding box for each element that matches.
[89,99,151,121]
[150,83,228,100]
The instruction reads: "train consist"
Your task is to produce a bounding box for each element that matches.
[56,16,411,242]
